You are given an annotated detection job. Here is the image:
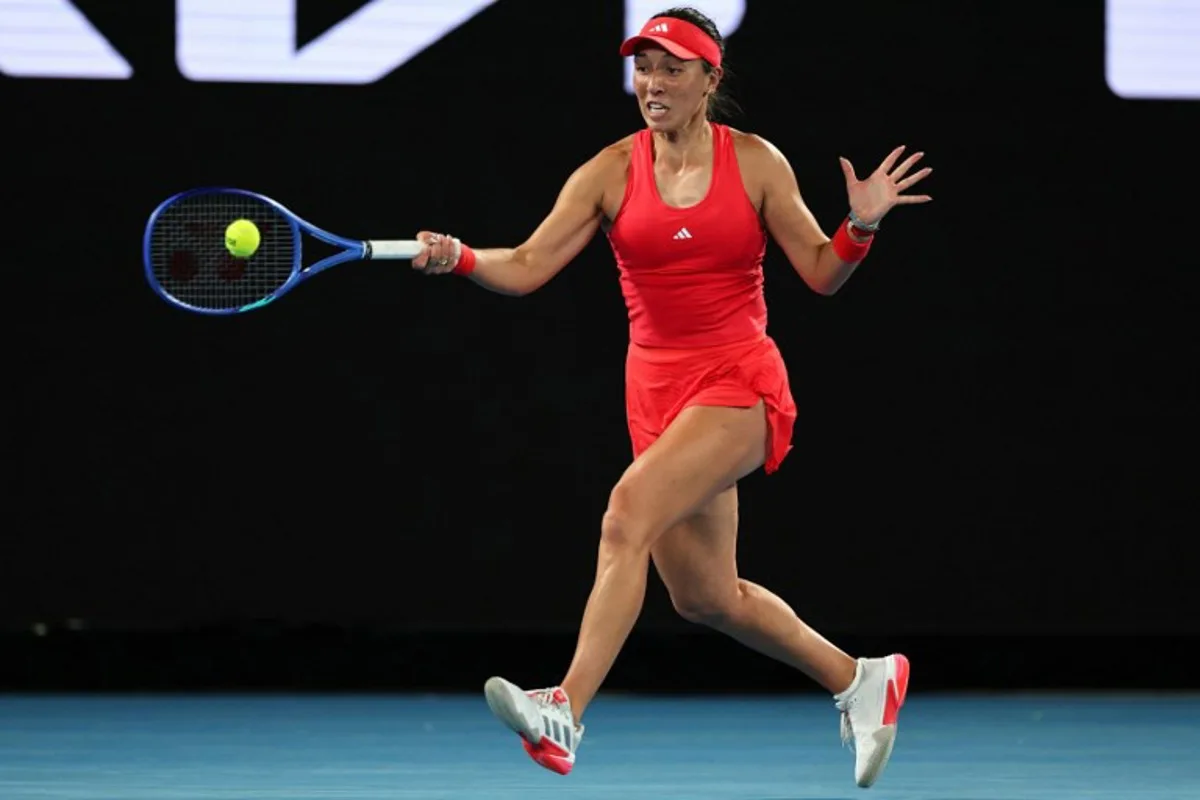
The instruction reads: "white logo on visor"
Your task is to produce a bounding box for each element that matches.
[624,0,745,93]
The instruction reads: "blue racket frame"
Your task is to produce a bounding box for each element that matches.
[143,187,372,315]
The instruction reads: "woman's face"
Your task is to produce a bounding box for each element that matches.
[632,48,717,131]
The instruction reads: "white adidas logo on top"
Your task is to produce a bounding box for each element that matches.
[647,22,669,33]
[673,227,693,240]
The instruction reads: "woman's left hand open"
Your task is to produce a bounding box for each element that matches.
[840,145,933,227]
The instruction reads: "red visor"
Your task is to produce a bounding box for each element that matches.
[619,17,722,68]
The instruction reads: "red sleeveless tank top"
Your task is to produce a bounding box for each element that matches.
[606,122,768,349]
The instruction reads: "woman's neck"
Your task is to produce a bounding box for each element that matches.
[652,113,712,168]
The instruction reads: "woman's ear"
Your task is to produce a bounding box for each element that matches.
[709,65,724,94]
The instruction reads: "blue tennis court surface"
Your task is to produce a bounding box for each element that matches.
[2,693,1197,798]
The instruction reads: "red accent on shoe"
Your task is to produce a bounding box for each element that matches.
[521,735,573,775]
[882,654,910,727]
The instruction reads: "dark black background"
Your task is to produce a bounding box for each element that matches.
[5,0,1197,691]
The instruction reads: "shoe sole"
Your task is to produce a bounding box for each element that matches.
[856,654,910,789]
[484,676,543,745]
[858,724,896,788]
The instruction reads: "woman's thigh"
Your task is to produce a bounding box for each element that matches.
[650,484,741,615]
[607,400,766,543]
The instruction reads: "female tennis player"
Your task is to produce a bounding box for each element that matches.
[412,6,931,789]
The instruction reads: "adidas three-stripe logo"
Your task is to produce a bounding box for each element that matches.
[673,227,693,240]
[543,714,573,750]
[647,22,669,33]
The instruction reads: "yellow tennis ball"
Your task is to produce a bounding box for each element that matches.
[225,219,261,258]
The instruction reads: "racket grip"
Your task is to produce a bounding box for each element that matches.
[366,239,424,260]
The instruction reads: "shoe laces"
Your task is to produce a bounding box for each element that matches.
[528,688,565,709]
[837,696,857,751]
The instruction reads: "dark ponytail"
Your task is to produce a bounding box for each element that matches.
[652,6,742,120]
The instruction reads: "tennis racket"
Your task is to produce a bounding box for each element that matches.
[142,187,424,314]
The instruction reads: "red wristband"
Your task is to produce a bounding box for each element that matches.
[452,243,477,276]
[830,218,874,263]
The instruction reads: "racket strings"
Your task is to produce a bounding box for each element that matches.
[148,192,295,312]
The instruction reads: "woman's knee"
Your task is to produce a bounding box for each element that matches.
[599,478,660,553]
[670,581,741,628]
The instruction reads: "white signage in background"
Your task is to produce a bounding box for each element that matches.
[1106,0,1200,99]
[623,0,746,94]
[2,0,748,87]
[176,0,497,84]
[0,0,500,83]
[0,0,131,78]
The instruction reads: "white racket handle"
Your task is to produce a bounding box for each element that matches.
[365,239,424,260]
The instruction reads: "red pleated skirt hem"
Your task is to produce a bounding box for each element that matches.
[624,334,797,474]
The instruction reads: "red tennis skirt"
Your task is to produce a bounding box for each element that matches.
[624,333,797,474]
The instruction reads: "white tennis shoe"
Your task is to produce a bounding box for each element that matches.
[834,653,911,788]
[484,677,584,775]
[483,658,908,785]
